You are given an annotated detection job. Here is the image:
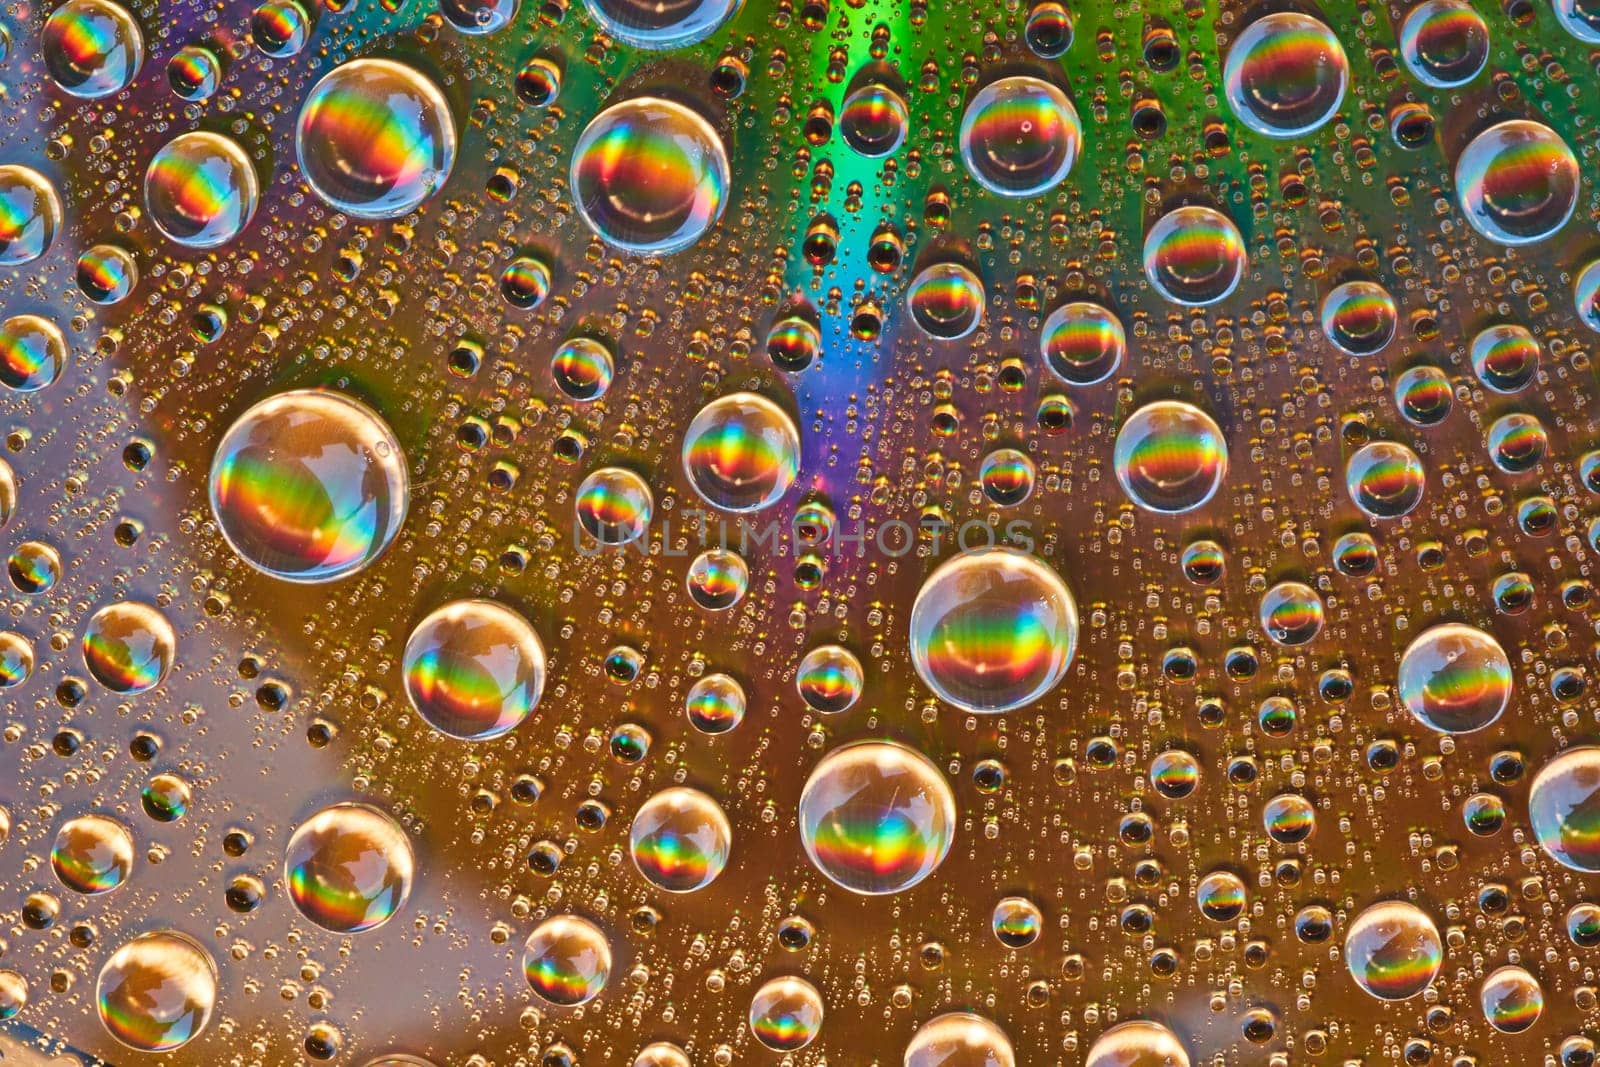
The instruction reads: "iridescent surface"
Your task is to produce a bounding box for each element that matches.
[284,803,415,933]
[1223,12,1348,138]
[1398,623,1513,734]
[95,932,216,1052]
[144,132,260,248]
[522,915,611,1006]
[2,0,1599,1060]
[401,599,546,740]
[1454,120,1579,246]
[1113,400,1228,513]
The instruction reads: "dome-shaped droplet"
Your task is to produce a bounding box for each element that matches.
[1470,323,1539,394]
[1259,581,1324,646]
[575,467,653,545]
[682,392,800,512]
[1555,0,1600,41]
[1485,411,1546,473]
[210,390,409,582]
[51,813,133,894]
[145,132,258,248]
[581,0,740,49]
[1393,365,1452,426]
[1084,1020,1191,1067]
[42,0,144,98]
[1114,400,1228,513]
[284,802,414,933]
[1399,0,1489,87]
[840,83,909,158]
[1142,206,1245,307]
[909,547,1077,714]
[1040,301,1123,385]
[296,59,456,220]
[798,740,956,895]
[571,97,729,255]
[82,601,175,693]
[1345,440,1424,519]
[685,672,746,734]
[96,931,216,1051]
[523,915,611,1005]
[796,644,864,713]
[958,75,1081,197]
[1454,120,1578,246]
[629,786,732,893]
[1320,280,1397,356]
[1223,12,1348,138]
[749,975,824,1051]
[1345,900,1442,1001]
[905,1011,1015,1067]
[0,165,62,266]
[76,244,138,304]
[167,44,222,101]
[0,314,67,393]
[403,599,545,740]
[906,262,986,340]
[1480,966,1543,1033]
[1530,747,1600,872]
[1398,623,1512,734]
[686,548,749,610]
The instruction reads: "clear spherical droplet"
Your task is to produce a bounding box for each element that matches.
[145,132,259,248]
[1040,301,1123,386]
[1223,12,1348,137]
[1345,900,1442,1001]
[42,0,144,98]
[629,786,732,893]
[1480,965,1543,1033]
[571,97,728,255]
[83,601,175,693]
[906,262,986,340]
[1398,623,1512,734]
[97,931,216,1051]
[551,337,615,402]
[749,975,824,1051]
[296,59,457,220]
[284,802,414,932]
[0,314,67,393]
[905,1012,1015,1067]
[1258,581,1324,646]
[1470,323,1539,394]
[798,740,956,895]
[581,0,740,49]
[1142,206,1246,307]
[682,392,800,512]
[685,672,746,734]
[909,547,1077,714]
[1398,0,1489,87]
[76,243,138,304]
[403,599,545,740]
[958,75,1081,198]
[1114,400,1228,513]
[1485,411,1546,473]
[1320,280,1397,356]
[210,390,409,582]
[0,165,62,266]
[1084,1020,1191,1067]
[1455,120,1578,246]
[796,644,864,713]
[1345,440,1425,519]
[523,915,611,1005]
[840,83,909,158]
[1530,747,1600,872]
[686,548,749,610]
[52,814,133,894]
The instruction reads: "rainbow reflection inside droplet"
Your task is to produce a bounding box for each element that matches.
[297,58,457,220]
[686,548,749,611]
[570,97,729,255]
[1485,411,1547,473]
[1320,280,1397,356]
[0,314,67,393]
[76,243,138,304]
[749,975,824,1051]
[551,337,615,402]
[51,813,134,894]
[523,915,612,1005]
[909,546,1077,714]
[797,740,956,895]
[1113,400,1228,513]
[41,0,144,98]
[1470,323,1539,393]
[284,802,415,933]
[96,931,217,1051]
[1223,12,1348,137]
[82,601,175,694]
[144,131,259,248]
[1344,900,1442,1001]
[575,466,653,545]
[1399,0,1489,87]
[958,75,1081,198]
[210,389,409,582]
[1345,440,1425,518]
[1393,365,1452,426]
[684,672,746,734]
[905,1012,1016,1067]
[840,82,910,158]
[1040,301,1124,385]
[1258,581,1324,646]
[1455,120,1579,246]
[628,786,732,893]
[1142,206,1246,307]
[906,262,986,340]
[795,644,864,713]
[1530,747,1600,872]
[1481,966,1543,1033]
[0,165,62,266]
[1398,622,1512,734]
[403,599,545,741]
[581,0,740,49]
[682,392,800,513]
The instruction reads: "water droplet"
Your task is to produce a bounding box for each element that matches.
[580,0,740,49]
[296,59,457,220]
[682,392,800,512]
[1142,206,1246,307]
[210,390,409,582]
[76,243,138,304]
[1345,901,1442,1001]
[1114,400,1228,513]
[42,0,144,98]
[1398,0,1489,87]
[958,75,1081,197]
[840,83,910,158]
[145,132,259,248]
[0,314,67,392]
[1530,747,1600,871]
[1398,623,1512,734]
[83,601,175,693]
[795,644,864,713]
[909,547,1077,714]
[1345,440,1425,518]
[749,975,824,1051]
[629,786,732,892]
[403,599,545,741]
[285,802,414,932]
[1041,301,1123,385]
[0,165,62,266]
[1320,280,1397,356]
[1223,12,1348,137]
[523,915,611,1005]
[96,931,216,1051]
[1084,1020,1191,1067]
[1481,965,1543,1033]
[1455,120,1578,246]
[685,672,746,733]
[686,548,749,610]
[52,814,133,894]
